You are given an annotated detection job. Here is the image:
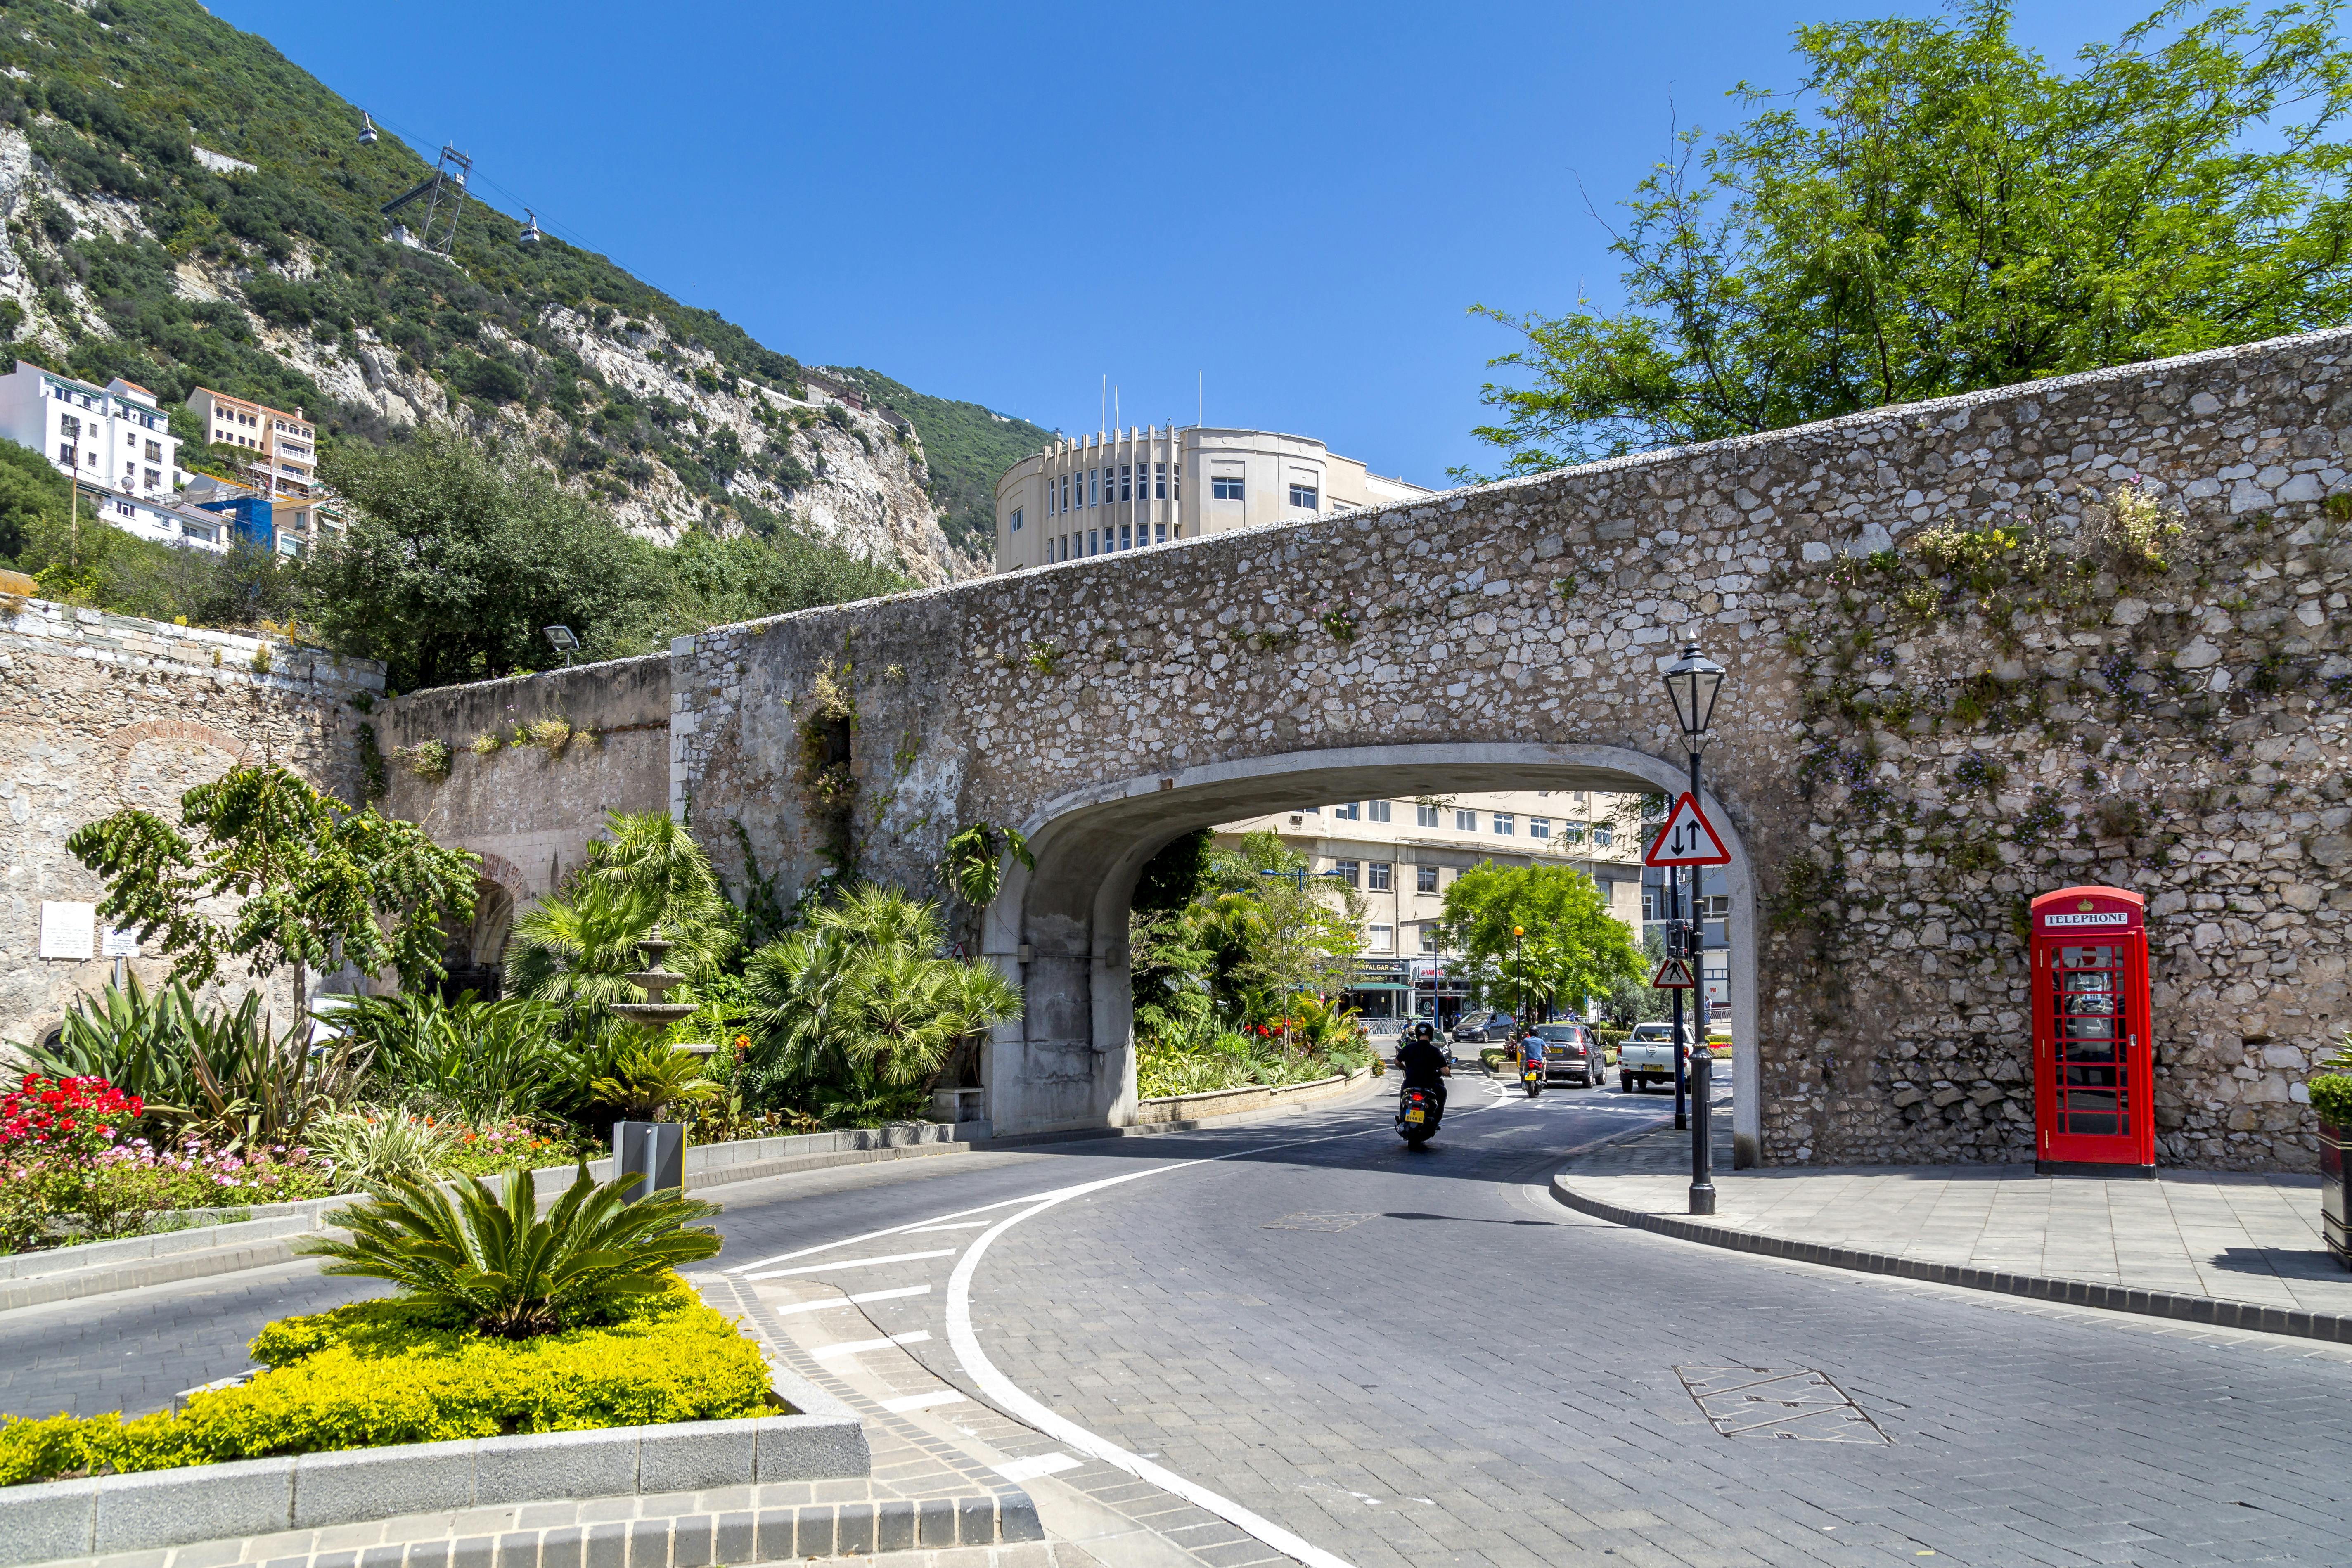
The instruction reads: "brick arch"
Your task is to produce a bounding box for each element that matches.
[474,850,530,907]
[107,718,253,764]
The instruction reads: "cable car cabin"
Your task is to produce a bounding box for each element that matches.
[2030,886,2155,1177]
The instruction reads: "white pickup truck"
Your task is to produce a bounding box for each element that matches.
[1617,1021,1684,1092]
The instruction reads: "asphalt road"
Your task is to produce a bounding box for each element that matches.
[7,1077,2349,1567]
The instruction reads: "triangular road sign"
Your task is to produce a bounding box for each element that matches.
[1649,957,1696,990]
[1644,791,1731,867]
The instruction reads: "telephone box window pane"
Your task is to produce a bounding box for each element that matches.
[2068,1112,2122,1136]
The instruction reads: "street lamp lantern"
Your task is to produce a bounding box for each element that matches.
[1661,641,1727,746]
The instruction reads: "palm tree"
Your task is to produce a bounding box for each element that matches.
[505,812,736,1011]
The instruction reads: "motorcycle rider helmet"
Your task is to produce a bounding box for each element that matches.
[1410,1020,1435,1045]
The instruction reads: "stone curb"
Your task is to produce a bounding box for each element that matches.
[1548,1170,2352,1346]
[1130,1065,1374,1127]
[0,1129,973,1315]
[984,1066,1385,1146]
[0,1351,872,1567]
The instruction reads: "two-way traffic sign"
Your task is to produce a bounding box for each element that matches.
[1649,957,1696,990]
[1643,791,1731,867]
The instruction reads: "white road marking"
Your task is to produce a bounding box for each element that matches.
[813,1330,931,1359]
[905,1220,993,1232]
[727,1195,1044,1274]
[764,1285,933,1316]
[993,1452,1084,1482]
[881,1389,970,1413]
[745,1248,956,1280]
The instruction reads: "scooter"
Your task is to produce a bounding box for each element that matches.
[1397,1084,1442,1146]
[1516,1035,1544,1098]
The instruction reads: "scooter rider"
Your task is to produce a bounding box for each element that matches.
[1396,1020,1451,1113]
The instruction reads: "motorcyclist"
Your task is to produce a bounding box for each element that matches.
[1518,1026,1548,1081]
[1396,1020,1451,1114]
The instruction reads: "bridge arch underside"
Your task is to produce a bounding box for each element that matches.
[985,743,1760,1165]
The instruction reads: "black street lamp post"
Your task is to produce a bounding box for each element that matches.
[1661,640,1727,1217]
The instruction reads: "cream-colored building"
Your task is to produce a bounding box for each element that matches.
[185,388,339,554]
[1215,789,1647,1021]
[993,425,1431,571]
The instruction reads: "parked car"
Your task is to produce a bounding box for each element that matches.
[1525,1022,1604,1086]
[1618,1021,1683,1092]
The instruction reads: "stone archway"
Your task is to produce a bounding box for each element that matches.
[982,742,1760,1160]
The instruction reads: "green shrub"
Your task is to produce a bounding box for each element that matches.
[0,1279,768,1485]
[2310,1073,2352,1127]
[297,1163,721,1337]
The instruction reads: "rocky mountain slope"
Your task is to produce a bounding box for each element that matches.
[0,0,1049,583]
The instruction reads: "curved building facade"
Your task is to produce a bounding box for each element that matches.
[993,424,1430,571]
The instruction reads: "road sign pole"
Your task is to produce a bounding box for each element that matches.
[1670,869,1686,1131]
[1688,749,1716,1216]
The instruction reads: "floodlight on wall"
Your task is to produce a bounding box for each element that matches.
[545,625,579,666]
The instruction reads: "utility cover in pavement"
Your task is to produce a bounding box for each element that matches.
[1261,1213,1376,1231]
[1675,1365,1889,1443]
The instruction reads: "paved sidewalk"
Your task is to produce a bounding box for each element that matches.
[1556,1110,2352,1334]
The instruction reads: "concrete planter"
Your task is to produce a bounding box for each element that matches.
[0,1351,867,1566]
[1132,1066,1370,1126]
[2322,1120,2351,1269]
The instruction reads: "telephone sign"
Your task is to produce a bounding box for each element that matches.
[2030,885,2155,1177]
[1644,792,1731,867]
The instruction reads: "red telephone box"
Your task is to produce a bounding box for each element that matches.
[2030,886,2155,1177]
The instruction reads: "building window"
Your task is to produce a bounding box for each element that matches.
[1368,861,1392,891]
[1334,802,1360,820]
[1367,924,1394,953]
[1530,817,1550,840]
[1088,530,1099,555]
[1594,826,1615,847]
[1120,464,1131,502]
[1642,892,1658,921]
[1212,475,1245,501]
[1154,521,1167,544]
[57,443,75,465]
[1331,860,1360,886]
[143,468,161,490]
[1563,822,1586,843]
[1289,484,1318,509]
[1060,475,1069,511]
[1090,469,1100,507]
[1493,813,1515,836]
[1417,864,1440,894]
[1368,800,1391,823]
[1455,809,1476,832]
[144,440,162,463]
[1420,926,1440,953]
[1009,507,1023,533]
[1416,803,1440,828]
[1155,462,1167,499]
[1115,524,1129,550]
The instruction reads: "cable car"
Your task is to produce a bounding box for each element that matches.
[518,208,543,247]
[357,111,378,147]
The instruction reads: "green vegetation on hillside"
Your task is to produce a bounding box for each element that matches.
[828,367,1053,557]
[1466,0,2352,475]
[0,0,1030,556]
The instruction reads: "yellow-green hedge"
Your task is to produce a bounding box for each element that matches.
[0,1278,770,1487]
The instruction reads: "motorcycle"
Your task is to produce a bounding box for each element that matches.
[1521,1050,1544,1098]
[1396,1084,1442,1146]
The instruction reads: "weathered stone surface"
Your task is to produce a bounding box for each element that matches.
[379,327,2352,1171]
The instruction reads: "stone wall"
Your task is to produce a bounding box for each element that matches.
[390,327,2352,1168]
[0,598,383,1052]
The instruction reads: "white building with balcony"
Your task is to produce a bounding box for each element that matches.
[0,361,185,505]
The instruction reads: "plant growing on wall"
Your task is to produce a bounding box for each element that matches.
[66,765,481,1031]
[939,822,1034,910]
[797,661,859,873]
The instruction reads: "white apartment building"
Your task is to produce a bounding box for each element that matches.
[0,361,185,503]
[185,387,336,553]
[1215,789,1648,1022]
[993,425,1431,570]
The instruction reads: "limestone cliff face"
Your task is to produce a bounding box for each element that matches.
[0,124,983,587]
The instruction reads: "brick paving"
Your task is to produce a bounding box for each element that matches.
[1563,1116,2352,1319]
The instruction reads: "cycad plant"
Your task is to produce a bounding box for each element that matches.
[587,1040,722,1122]
[296,1163,723,1338]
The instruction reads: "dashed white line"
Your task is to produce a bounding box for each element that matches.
[744,1248,957,1280]
[765,1285,932,1316]
[814,1330,932,1360]
[880,1389,970,1413]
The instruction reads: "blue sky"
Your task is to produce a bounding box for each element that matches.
[214,0,2155,489]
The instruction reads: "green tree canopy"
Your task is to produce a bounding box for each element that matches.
[0,437,68,565]
[1438,862,1644,1017]
[66,764,480,1024]
[1466,0,2352,476]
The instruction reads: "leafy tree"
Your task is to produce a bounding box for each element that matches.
[939,821,1033,909]
[1201,831,1364,1012]
[1466,0,2352,476]
[0,438,67,564]
[1437,862,1644,1019]
[66,765,480,1031]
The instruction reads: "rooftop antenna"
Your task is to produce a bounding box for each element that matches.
[379,144,472,256]
[1100,374,1106,440]
[356,110,379,147]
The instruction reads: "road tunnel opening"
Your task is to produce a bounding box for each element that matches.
[982,743,1759,1162]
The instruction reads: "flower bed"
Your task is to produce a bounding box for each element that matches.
[0,1277,768,1485]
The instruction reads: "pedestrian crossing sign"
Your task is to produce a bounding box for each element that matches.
[1649,957,1696,990]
